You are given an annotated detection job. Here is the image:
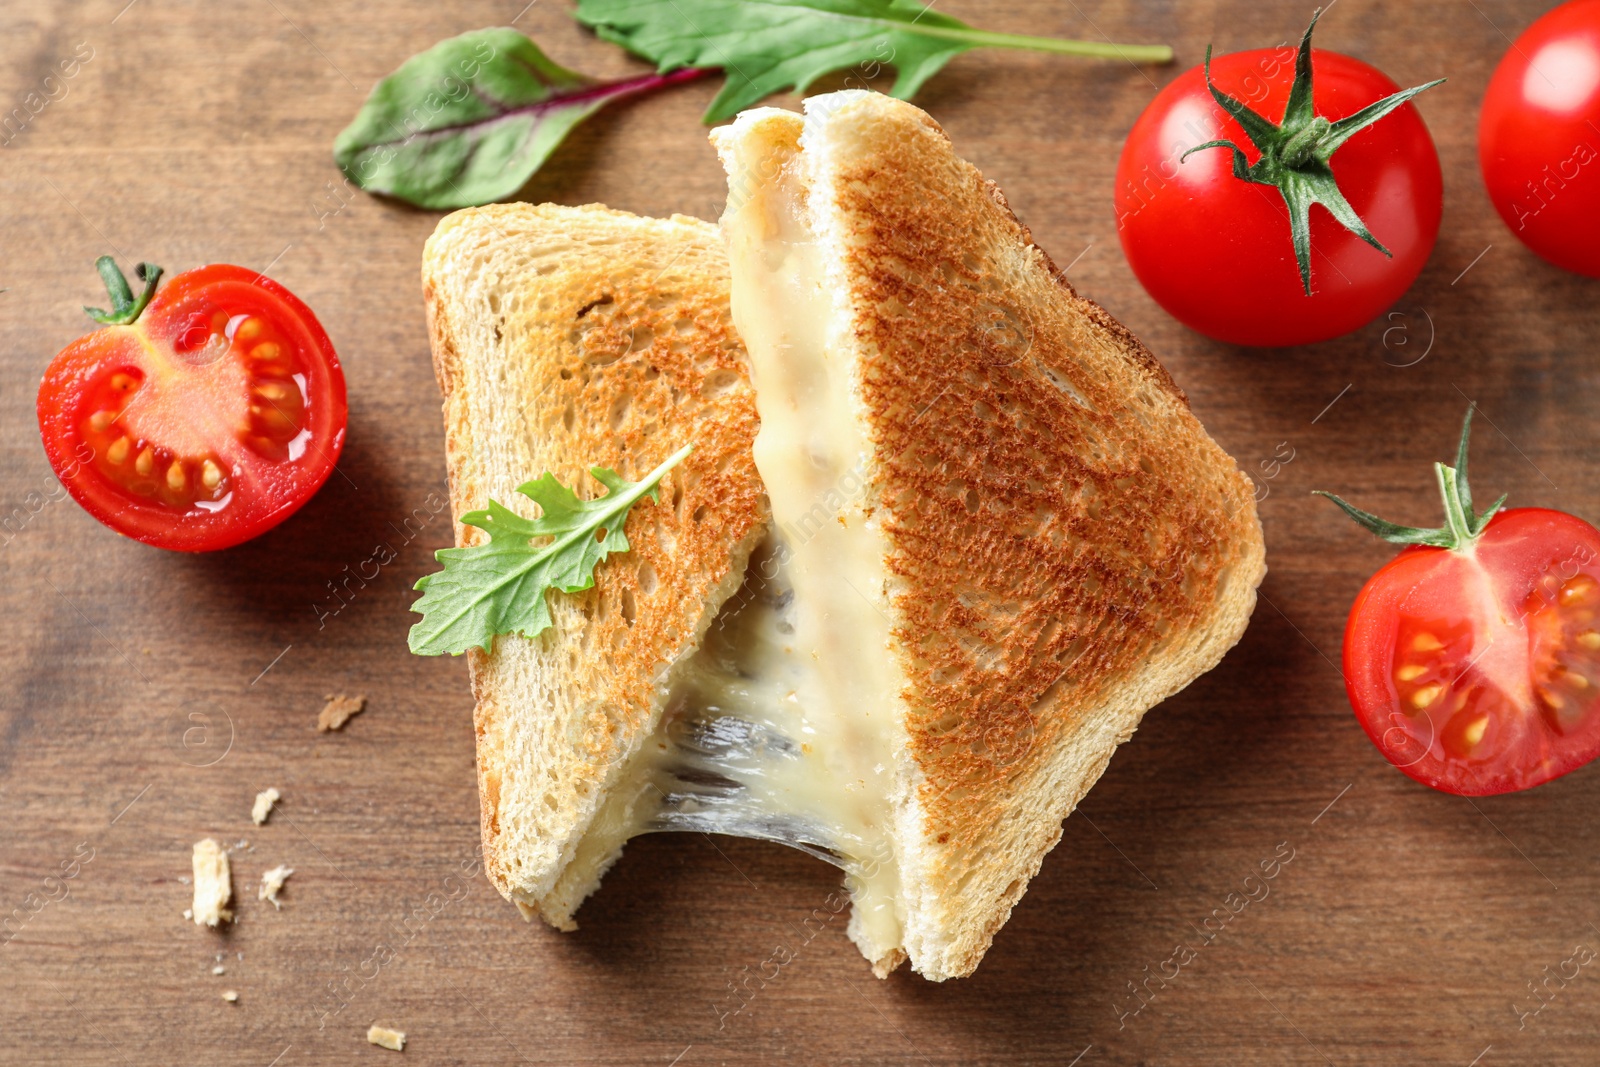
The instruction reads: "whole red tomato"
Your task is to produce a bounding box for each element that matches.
[37,258,347,552]
[1116,13,1444,347]
[1321,408,1600,795]
[1479,0,1600,276]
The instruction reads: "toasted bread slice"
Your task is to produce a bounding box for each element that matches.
[422,203,766,925]
[713,91,1266,980]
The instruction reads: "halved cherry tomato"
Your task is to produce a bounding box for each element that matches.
[37,258,346,551]
[1321,409,1600,794]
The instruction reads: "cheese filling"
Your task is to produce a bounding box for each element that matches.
[569,135,908,961]
[562,537,902,954]
[719,143,910,959]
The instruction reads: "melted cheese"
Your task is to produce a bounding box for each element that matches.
[575,140,908,959]
[719,146,909,957]
[573,537,903,955]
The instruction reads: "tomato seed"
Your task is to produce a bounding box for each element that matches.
[88,410,115,433]
[165,461,185,492]
[236,317,263,342]
[1579,631,1600,650]
[1561,577,1598,605]
[107,436,130,464]
[135,447,154,477]
[1397,664,1426,682]
[1412,632,1444,652]
[201,460,222,490]
[1411,684,1443,709]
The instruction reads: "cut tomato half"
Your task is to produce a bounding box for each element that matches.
[1322,408,1600,794]
[38,260,347,551]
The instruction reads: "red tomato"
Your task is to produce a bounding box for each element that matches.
[1323,409,1600,795]
[1479,0,1600,277]
[37,261,347,551]
[1344,510,1600,795]
[1116,28,1443,347]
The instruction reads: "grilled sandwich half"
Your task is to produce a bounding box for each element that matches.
[423,203,769,927]
[420,91,1265,982]
[707,91,1265,979]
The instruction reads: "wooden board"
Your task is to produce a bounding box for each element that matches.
[2,1,1597,1063]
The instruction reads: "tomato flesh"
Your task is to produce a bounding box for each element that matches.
[38,266,346,551]
[1344,508,1600,794]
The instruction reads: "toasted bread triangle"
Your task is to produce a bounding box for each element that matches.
[713,91,1266,979]
[422,204,767,925]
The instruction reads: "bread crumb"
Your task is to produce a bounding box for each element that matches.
[367,1025,406,1051]
[259,864,294,909]
[182,908,193,921]
[191,839,233,927]
[317,694,366,732]
[212,964,225,976]
[222,990,239,1003]
[251,788,280,826]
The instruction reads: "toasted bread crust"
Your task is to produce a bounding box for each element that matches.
[800,93,1266,978]
[422,204,765,918]
[979,176,1188,407]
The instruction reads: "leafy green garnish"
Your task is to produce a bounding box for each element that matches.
[336,8,1172,207]
[576,0,1174,123]
[334,28,707,210]
[408,444,691,656]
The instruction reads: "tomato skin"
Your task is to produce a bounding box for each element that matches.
[1479,0,1600,277]
[1116,47,1442,347]
[37,266,347,552]
[1343,508,1600,795]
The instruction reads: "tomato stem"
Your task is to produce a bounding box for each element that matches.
[1434,461,1475,547]
[1179,7,1445,295]
[84,256,163,326]
[1315,404,1507,551]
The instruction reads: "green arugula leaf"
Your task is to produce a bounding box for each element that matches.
[575,0,1173,123]
[333,28,707,209]
[409,444,692,656]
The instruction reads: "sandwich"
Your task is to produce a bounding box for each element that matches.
[418,90,1266,981]
[421,202,769,927]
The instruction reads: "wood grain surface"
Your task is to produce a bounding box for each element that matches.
[3,1,1597,1064]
